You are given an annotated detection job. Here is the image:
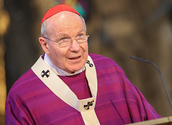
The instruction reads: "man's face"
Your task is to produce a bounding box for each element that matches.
[39,11,88,73]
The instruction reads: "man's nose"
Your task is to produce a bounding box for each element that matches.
[69,39,80,52]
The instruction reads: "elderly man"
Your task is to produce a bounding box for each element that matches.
[5,4,161,125]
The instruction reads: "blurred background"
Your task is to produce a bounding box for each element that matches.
[1,0,172,124]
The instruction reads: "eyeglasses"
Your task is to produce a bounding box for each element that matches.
[43,34,89,48]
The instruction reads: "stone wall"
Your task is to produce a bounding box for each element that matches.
[0,0,9,124]
[87,0,172,116]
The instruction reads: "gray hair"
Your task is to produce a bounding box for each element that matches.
[41,16,87,37]
[41,20,48,37]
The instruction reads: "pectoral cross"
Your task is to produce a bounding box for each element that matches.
[84,100,94,110]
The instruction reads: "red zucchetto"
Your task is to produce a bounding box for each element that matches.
[41,4,81,26]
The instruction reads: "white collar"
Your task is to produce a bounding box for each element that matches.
[44,54,85,76]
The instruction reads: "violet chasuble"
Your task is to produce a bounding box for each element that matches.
[31,55,100,125]
[5,54,161,125]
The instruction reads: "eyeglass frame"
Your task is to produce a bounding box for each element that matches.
[42,34,89,48]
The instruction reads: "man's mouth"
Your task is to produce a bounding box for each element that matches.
[68,56,81,60]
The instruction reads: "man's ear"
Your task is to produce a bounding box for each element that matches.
[39,37,49,54]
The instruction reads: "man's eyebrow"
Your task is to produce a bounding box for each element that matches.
[57,34,69,38]
[56,29,86,39]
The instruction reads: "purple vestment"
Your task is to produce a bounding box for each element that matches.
[5,54,161,125]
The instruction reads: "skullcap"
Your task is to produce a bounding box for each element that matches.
[41,4,80,25]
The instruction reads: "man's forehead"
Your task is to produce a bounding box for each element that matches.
[51,26,86,38]
[58,28,86,35]
[41,4,80,26]
[46,11,83,29]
